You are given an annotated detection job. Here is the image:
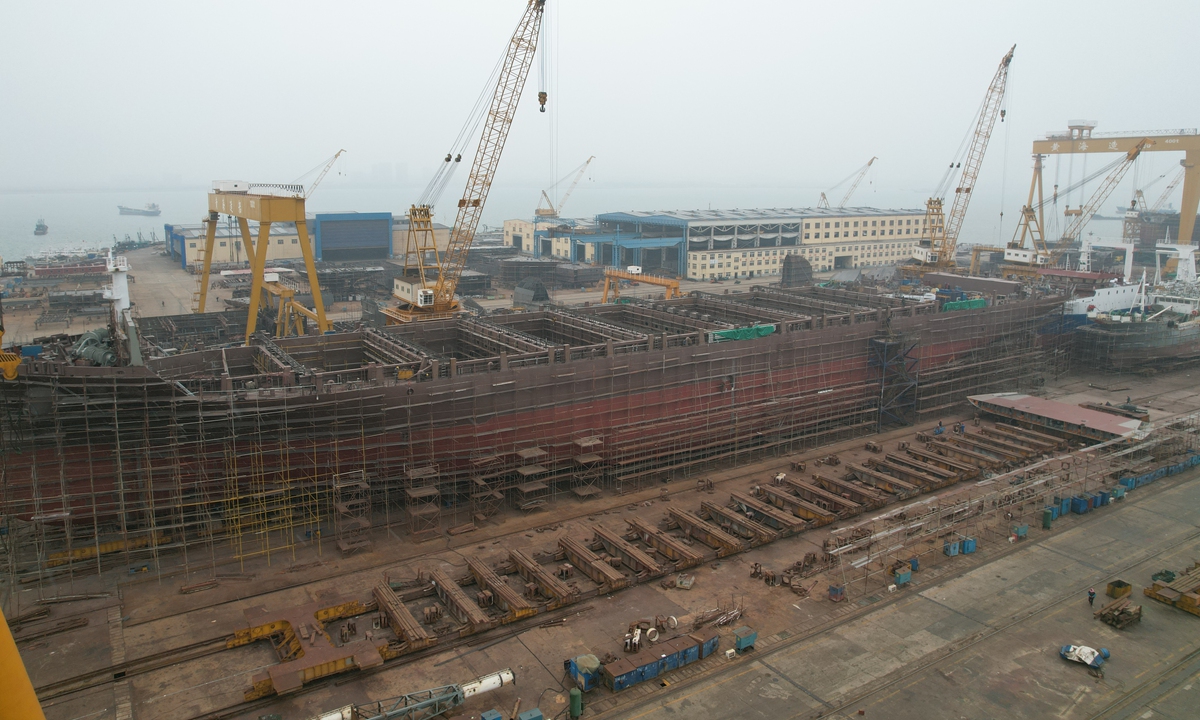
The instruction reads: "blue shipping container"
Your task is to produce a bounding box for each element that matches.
[1060,497,1071,516]
[944,540,959,556]
[962,537,977,554]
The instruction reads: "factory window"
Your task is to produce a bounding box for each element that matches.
[277,238,284,244]
[804,233,810,239]
[871,230,876,236]
[291,238,299,244]
[890,220,895,226]
[188,242,196,248]
[824,222,830,228]
[824,232,830,238]
[853,221,859,227]
[889,230,894,235]
[219,241,227,247]
[834,222,840,228]
[852,231,858,237]
[834,232,839,238]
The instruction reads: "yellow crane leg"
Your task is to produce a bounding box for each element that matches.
[0,606,47,720]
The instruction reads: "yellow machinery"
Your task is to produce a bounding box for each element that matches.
[536,155,595,219]
[194,190,331,344]
[0,296,22,380]
[907,45,1015,277]
[601,269,682,303]
[1031,123,1200,252]
[385,0,547,323]
[0,606,46,720]
[817,156,877,209]
[1000,138,1152,277]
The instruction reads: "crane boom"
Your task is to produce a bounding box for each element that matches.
[534,155,594,218]
[433,0,546,310]
[305,149,346,199]
[838,156,876,207]
[1050,139,1152,263]
[1152,167,1187,212]
[911,45,1014,272]
[555,155,594,216]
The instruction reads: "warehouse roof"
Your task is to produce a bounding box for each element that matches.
[597,207,924,226]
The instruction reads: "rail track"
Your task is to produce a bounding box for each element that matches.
[36,635,231,702]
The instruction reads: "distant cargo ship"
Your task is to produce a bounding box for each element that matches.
[34,219,48,236]
[118,203,161,216]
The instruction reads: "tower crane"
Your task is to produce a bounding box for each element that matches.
[908,45,1015,276]
[386,0,547,323]
[816,157,877,209]
[536,155,595,218]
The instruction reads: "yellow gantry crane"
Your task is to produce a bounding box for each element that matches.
[386,0,548,323]
[195,186,332,344]
[601,269,682,303]
[908,45,1015,276]
[1000,138,1153,277]
[817,156,877,209]
[536,156,595,219]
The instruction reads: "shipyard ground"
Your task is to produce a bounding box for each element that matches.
[11,367,1200,720]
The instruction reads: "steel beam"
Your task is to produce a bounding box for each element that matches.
[663,508,747,557]
[846,463,921,497]
[558,535,630,591]
[430,568,496,633]
[868,458,953,490]
[989,423,1065,450]
[756,485,838,525]
[728,490,812,533]
[509,549,580,606]
[905,447,981,478]
[593,526,663,576]
[979,425,1055,452]
[373,584,435,651]
[931,440,1005,468]
[780,477,862,516]
[808,473,889,509]
[699,501,779,546]
[464,557,536,621]
[627,516,706,567]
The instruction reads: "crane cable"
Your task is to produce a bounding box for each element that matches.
[932,91,987,200]
[417,29,515,209]
[996,63,1013,244]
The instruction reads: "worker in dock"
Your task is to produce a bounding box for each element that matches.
[1088,587,1096,607]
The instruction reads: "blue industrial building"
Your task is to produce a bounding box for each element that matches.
[526,207,925,279]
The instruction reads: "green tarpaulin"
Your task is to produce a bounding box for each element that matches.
[709,324,777,342]
[941,298,987,312]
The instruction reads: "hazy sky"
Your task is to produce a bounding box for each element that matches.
[3,0,1197,242]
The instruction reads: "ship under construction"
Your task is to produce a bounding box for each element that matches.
[0,287,1062,582]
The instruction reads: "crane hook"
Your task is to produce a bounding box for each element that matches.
[538,91,548,112]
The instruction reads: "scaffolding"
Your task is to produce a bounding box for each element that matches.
[0,290,1066,599]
